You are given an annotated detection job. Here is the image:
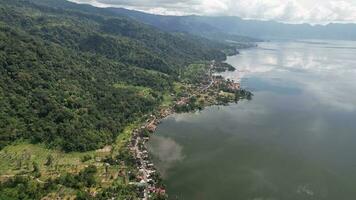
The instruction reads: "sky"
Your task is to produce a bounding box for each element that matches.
[69,0,356,24]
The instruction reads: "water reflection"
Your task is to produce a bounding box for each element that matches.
[148,40,356,200]
[224,41,356,112]
[147,135,184,177]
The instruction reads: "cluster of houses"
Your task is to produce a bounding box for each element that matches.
[225,80,241,91]
[129,113,169,199]
[202,61,242,93]
[212,75,241,91]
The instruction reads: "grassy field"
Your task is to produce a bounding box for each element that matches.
[0,141,106,179]
[0,130,134,198]
[113,83,154,98]
[181,63,209,84]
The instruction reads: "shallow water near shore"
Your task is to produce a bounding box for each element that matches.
[147,40,356,200]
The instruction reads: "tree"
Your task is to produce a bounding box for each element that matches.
[32,161,41,178]
[45,155,54,167]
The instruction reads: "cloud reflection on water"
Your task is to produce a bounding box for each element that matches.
[147,135,184,177]
[148,40,356,199]
[225,40,356,112]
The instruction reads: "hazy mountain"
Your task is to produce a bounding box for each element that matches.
[109,8,356,41]
[108,8,262,43]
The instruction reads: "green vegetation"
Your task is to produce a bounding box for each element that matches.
[0,175,56,200]
[0,0,237,152]
[0,165,102,200]
[174,96,203,112]
[0,137,145,199]
[0,0,254,199]
[57,165,97,189]
[181,63,209,84]
[213,62,236,72]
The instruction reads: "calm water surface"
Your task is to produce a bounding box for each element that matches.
[147,41,356,200]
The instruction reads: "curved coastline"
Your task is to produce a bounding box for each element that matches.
[128,51,255,199]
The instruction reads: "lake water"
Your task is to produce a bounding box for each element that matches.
[147,40,356,200]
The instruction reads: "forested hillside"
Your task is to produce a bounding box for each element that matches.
[0,0,237,152]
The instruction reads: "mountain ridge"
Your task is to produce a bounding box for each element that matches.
[108,7,356,41]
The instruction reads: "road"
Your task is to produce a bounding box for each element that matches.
[132,131,150,200]
[201,64,214,92]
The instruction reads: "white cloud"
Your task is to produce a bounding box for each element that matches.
[69,0,356,24]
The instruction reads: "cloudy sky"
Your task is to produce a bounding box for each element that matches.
[69,0,356,24]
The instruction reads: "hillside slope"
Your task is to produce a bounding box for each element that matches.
[0,0,237,152]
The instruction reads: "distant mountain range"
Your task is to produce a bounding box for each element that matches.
[109,7,356,41]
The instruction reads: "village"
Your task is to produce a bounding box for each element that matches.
[128,112,169,200]
[127,61,250,200]
[175,61,244,111]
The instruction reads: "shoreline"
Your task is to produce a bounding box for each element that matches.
[128,59,253,199]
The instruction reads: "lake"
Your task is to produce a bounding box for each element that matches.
[147,40,356,200]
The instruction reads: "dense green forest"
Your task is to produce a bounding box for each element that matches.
[0,0,240,152]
